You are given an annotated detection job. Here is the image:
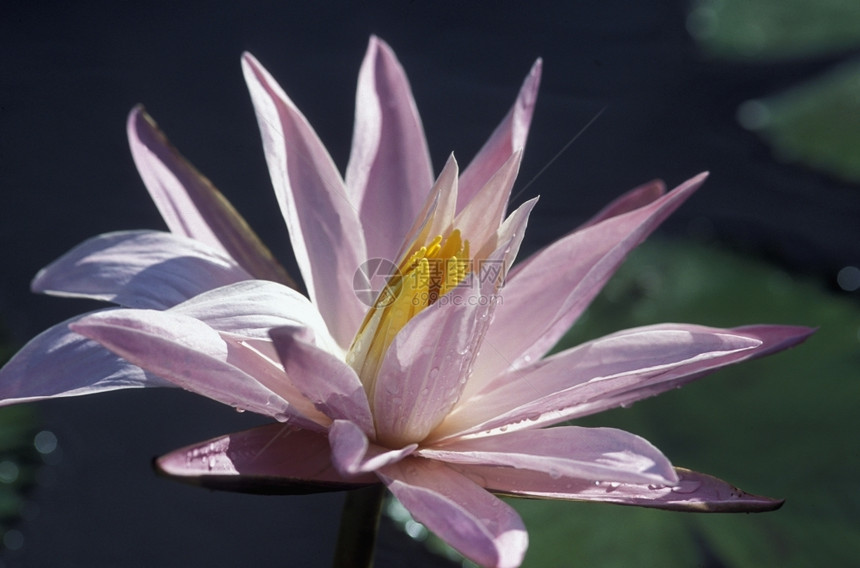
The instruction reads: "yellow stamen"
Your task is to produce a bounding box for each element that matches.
[348,229,471,398]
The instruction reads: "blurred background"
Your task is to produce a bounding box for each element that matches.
[1,1,858,566]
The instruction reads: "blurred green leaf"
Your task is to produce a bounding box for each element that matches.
[0,324,41,545]
[689,0,860,61]
[688,1,860,183]
[738,59,860,183]
[515,240,859,567]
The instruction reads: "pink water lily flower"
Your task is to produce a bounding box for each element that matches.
[0,37,812,568]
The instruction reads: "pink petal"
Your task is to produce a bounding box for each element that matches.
[454,150,523,257]
[420,426,677,486]
[345,36,434,264]
[371,289,488,447]
[389,155,459,265]
[471,173,708,385]
[573,324,815,416]
[460,465,784,513]
[32,230,252,309]
[164,280,341,427]
[379,458,528,568]
[452,198,538,405]
[127,106,295,285]
[218,336,329,430]
[0,314,172,406]
[70,309,294,420]
[156,423,378,494]
[729,323,817,356]
[437,324,813,440]
[242,52,367,349]
[373,209,531,447]
[328,420,416,476]
[172,280,340,353]
[577,179,666,230]
[457,59,542,213]
[422,155,460,241]
[493,197,539,275]
[270,327,373,436]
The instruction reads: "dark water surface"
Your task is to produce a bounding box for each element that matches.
[1,1,857,566]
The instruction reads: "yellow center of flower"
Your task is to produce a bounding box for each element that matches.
[348,229,471,398]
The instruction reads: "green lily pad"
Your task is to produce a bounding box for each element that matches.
[514,240,859,567]
[689,0,860,61]
[387,239,857,566]
[688,1,860,183]
[738,59,860,183]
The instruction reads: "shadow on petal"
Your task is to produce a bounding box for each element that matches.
[458,464,784,513]
[155,423,378,495]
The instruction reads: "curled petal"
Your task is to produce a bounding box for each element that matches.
[242,52,366,348]
[461,465,784,513]
[329,420,415,476]
[0,313,172,406]
[420,426,677,486]
[173,280,340,353]
[379,458,528,568]
[220,336,329,430]
[32,230,252,309]
[128,106,295,285]
[156,423,377,494]
[270,327,373,437]
[346,35,434,263]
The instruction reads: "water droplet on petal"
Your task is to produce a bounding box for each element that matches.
[404,520,428,540]
[671,480,702,494]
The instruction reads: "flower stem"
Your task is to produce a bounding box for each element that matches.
[332,484,386,568]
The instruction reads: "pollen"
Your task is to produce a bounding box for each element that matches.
[348,229,471,398]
